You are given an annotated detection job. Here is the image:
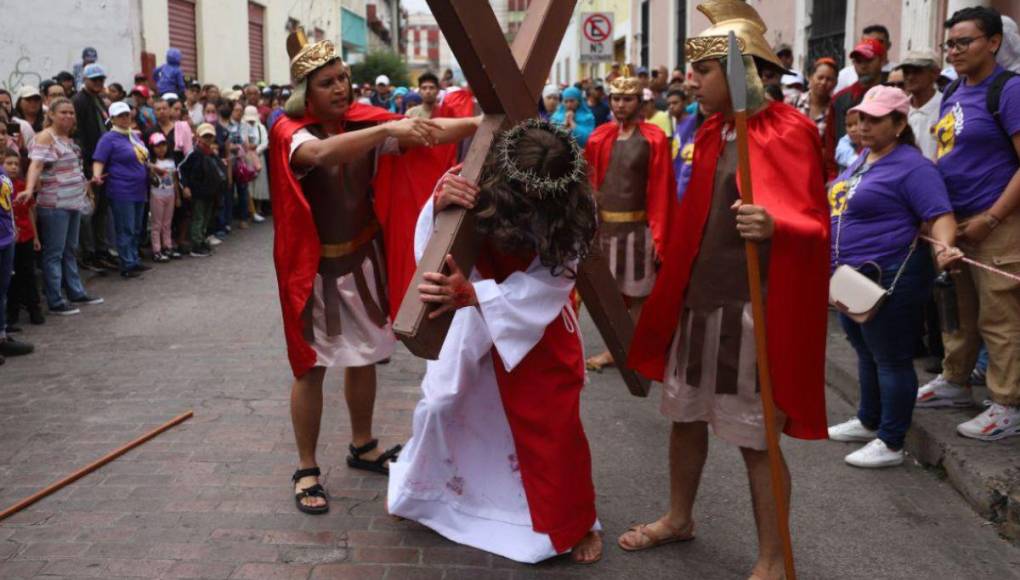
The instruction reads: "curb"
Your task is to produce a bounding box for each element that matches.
[824,314,1020,543]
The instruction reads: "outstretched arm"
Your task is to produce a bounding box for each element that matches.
[292,117,441,169]
[426,116,482,146]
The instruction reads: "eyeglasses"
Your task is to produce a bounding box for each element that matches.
[941,35,986,52]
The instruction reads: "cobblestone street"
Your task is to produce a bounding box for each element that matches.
[2,223,1019,579]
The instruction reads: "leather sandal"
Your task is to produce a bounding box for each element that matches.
[292,467,329,515]
[346,439,402,475]
[618,521,695,552]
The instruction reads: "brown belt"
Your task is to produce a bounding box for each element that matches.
[320,221,381,258]
[600,210,647,223]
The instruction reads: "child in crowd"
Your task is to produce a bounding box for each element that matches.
[148,133,178,263]
[4,152,43,326]
[0,160,33,362]
[178,123,227,258]
[835,109,863,173]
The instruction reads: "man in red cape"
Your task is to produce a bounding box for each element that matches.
[270,30,478,516]
[618,2,829,578]
[583,74,675,371]
[373,73,476,319]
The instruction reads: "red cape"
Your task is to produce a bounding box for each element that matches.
[373,89,475,320]
[270,102,404,378]
[627,102,830,440]
[584,120,676,257]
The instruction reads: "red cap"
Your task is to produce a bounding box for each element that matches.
[131,84,151,99]
[850,38,887,61]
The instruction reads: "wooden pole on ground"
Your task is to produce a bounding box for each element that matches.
[0,411,194,522]
[726,33,796,580]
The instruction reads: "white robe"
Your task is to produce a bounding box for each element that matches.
[387,198,590,563]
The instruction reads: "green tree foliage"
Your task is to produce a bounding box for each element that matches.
[351,50,410,87]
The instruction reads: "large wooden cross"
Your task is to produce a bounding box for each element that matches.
[393,0,649,397]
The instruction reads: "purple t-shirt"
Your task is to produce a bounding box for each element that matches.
[0,168,14,247]
[93,131,149,202]
[829,144,952,271]
[673,114,698,202]
[935,66,1020,217]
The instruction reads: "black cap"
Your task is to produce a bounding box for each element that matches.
[54,71,74,83]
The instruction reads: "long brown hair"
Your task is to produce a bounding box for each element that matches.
[475,126,597,277]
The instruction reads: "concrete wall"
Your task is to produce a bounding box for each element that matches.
[1,0,141,93]
[855,0,903,62]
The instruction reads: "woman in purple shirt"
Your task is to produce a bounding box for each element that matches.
[93,101,152,277]
[825,86,962,468]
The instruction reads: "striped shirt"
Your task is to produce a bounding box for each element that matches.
[29,134,88,210]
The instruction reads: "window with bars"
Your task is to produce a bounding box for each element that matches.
[808,0,847,70]
[248,2,265,83]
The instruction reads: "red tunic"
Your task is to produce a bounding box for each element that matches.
[477,248,596,554]
[627,102,831,440]
[373,89,475,320]
[584,120,676,258]
[269,103,405,378]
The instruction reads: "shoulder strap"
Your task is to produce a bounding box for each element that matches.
[942,78,963,102]
[987,70,1018,124]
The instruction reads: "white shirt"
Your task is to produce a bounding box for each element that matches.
[908,90,942,162]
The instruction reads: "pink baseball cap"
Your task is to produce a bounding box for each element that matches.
[148,132,167,146]
[850,85,910,118]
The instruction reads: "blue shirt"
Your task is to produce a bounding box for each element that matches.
[829,144,952,271]
[935,66,1020,217]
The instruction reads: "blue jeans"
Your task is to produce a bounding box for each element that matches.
[234,181,250,221]
[36,207,88,308]
[110,199,144,272]
[0,242,13,334]
[218,185,234,234]
[839,249,935,450]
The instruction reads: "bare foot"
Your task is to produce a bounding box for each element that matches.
[618,517,695,551]
[747,560,785,580]
[294,475,327,509]
[571,531,603,564]
[585,351,615,372]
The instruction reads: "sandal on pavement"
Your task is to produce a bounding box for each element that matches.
[618,521,695,552]
[346,439,402,475]
[292,467,329,515]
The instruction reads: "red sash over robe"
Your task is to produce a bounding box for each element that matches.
[477,248,596,554]
[584,120,676,257]
[627,101,830,440]
[269,103,406,378]
[374,89,475,320]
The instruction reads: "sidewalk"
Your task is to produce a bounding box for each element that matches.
[825,312,1020,543]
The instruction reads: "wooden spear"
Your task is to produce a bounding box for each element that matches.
[0,411,194,522]
[725,31,797,580]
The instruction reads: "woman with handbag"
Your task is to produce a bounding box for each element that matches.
[826,86,962,468]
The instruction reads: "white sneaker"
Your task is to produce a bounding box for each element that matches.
[916,375,972,408]
[253,213,265,223]
[828,418,877,442]
[206,235,222,247]
[956,404,1020,441]
[845,439,903,468]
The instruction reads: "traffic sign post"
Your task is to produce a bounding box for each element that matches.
[579,12,613,63]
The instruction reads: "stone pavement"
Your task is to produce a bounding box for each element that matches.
[1,223,1019,579]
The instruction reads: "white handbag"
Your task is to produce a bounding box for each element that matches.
[829,161,917,324]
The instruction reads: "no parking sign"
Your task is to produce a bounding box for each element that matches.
[580,12,613,63]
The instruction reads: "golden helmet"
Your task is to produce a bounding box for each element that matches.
[685,0,785,70]
[287,27,343,83]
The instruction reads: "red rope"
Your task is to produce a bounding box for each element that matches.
[920,235,1020,283]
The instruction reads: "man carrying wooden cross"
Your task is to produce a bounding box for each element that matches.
[620,2,829,578]
[583,73,675,372]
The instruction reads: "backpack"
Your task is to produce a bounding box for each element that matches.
[942,69,1019,145]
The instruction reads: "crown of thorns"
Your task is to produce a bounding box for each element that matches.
[496,118,587,198]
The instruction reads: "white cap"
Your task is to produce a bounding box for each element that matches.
[542,84,559,99]
[17,85,40,100]
[161,92,180,102]
[375,74,390,86]
[781,72,806,87]
[108,101,131,117]
[243,105,260,123]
